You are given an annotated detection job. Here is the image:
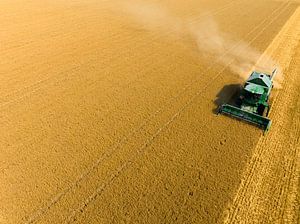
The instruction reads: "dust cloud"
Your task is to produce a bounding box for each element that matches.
[118,1,282,87]
[120,1,184,35]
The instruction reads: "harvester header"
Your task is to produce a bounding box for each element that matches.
[218,69,277,132]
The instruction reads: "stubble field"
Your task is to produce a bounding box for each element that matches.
[0,0,299,223]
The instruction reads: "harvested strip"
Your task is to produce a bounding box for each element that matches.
[224,7,300,224]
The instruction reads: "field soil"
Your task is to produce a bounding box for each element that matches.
[0,0,299,223]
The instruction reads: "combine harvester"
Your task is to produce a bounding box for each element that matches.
[218,69,277,132]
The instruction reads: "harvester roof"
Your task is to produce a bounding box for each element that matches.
[247,71,272,89]
[244,83,265,94]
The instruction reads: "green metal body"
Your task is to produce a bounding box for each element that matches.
[218,70,276,132]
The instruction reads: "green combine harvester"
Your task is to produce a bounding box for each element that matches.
[218,69,277,132]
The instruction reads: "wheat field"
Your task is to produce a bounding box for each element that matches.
[0,0,299,223]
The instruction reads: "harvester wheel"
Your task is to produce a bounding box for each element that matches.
[257,105,269,117]
[266,106,270,117]
[257,105,266,116]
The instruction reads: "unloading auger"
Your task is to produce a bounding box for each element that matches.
[218,69,277,132]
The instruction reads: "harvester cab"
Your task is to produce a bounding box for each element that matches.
[218,69,277,132]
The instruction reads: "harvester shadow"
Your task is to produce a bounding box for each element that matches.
[213,84,242,114]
